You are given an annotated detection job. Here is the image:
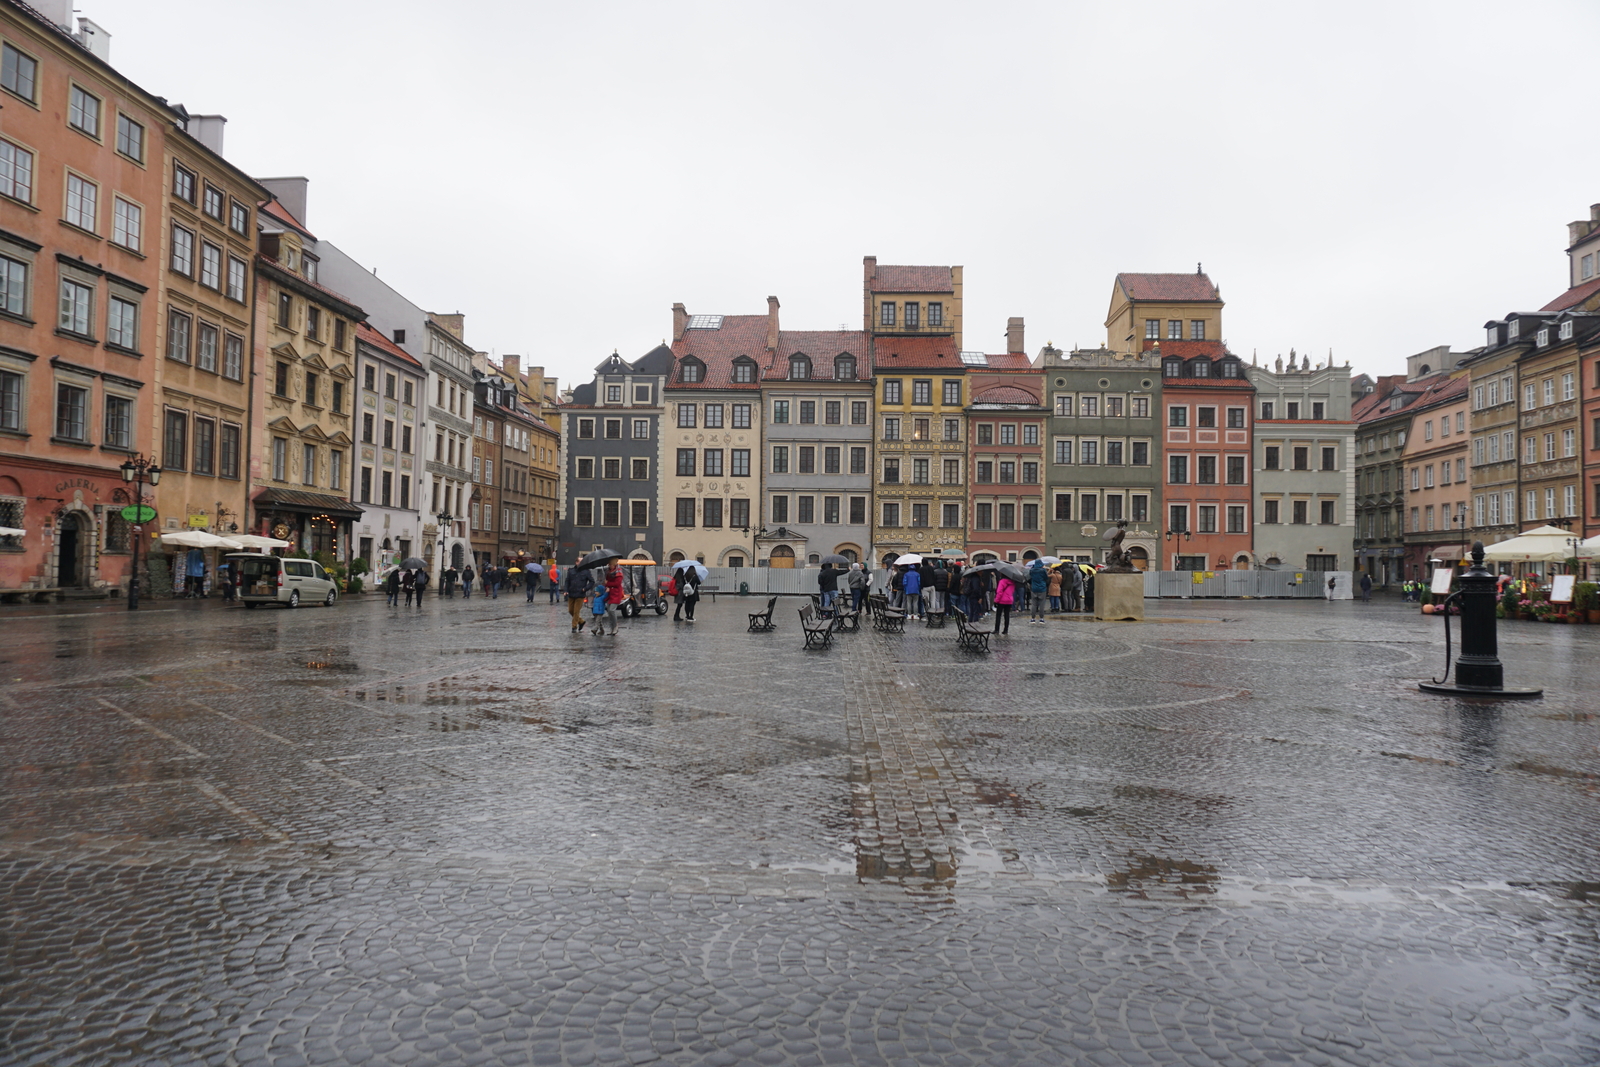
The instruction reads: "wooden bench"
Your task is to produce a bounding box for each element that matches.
[0,588,61,604]
[832,602,863,633]
[954,610,990,652]
[697,584,721,602]
[798,605,833,649]
[747,596,778,632]
[872,598,906,633]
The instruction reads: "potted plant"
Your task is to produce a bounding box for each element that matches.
[347,556,369,594]
[1573,581,1598,624]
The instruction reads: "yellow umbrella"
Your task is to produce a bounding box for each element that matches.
[507,567,523,573]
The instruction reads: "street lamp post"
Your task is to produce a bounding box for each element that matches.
[436,511,454,595]
[119,454,161,610]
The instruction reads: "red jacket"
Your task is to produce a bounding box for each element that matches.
[604,569,626,604]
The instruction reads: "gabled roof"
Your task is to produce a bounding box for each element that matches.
[1409,373,1469,413]
[871,335,960,371]
[765,330,870,381]
[1539,276,1600,313]
[259,198,314,239]
[668,315,770,390]
[1117,273,1220,303]
[1353,375,1428,424]
[356,322,423,369]
[870,265,954,293]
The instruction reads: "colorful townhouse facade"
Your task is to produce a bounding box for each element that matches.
[0,1,170,592]
[664,306,764,568]
[1397,372,1470,576]
[964,320,1045,563]
[865,258,968,567]
[352,322,425,567]
[1246,353,1356,572]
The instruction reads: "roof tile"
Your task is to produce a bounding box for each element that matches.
[668,315,770,391]
[1539,277,1600,313]
[871,335,960,371]
[355,322,422,369]
[1119,272,1220,302]
[870,265,953,293]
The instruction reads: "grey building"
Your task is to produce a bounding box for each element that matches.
[1039,344,1162,566]
[1246,353,1356,573]
[758,328,874,569]
[315,238,475,571]
[558,346,674,564]
[351,324,427,568]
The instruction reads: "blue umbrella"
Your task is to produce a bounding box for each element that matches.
[673,560,709,581]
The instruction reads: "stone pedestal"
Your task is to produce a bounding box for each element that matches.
[1094,571,1144,622]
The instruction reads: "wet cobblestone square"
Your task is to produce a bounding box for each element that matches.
[2,594,1597,1065]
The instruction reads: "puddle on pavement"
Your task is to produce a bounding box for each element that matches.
[1107,853,1220,899]
[1510,761,1600,782]
[1112,783,1230,811]
[1508,880,1600,903]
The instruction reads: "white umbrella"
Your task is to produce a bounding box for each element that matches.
[894,553,923,566]
[230,533,291,550]
[1037,556,1063,566]
[161,530,244,550]
[1575,534,1600,560]
[0,526,24,537]
[1480,525,1581,564]
[672,559,709,581]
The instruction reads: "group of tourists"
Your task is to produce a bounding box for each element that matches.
[383,566,430,607]
[840,556,1097,636]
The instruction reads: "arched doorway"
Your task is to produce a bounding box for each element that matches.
[971,552,998,564]
[835,547,859,564]
[880,552,898,569]
[56,511,90,587]
[769,545,795,569]
[1022,550,1039,561]
[668,551,685,563]
[1127,546,1149,571]
[451,542,465,569]
[1233,554,1250,570]
[1265,556,1281,567]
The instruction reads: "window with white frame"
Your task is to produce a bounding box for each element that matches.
[112,198,141,252]
[65,173,97,231]
[59,278,94,336]
[69,85,101,137]
[107,296,137,349]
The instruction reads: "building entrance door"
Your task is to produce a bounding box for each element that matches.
[768,546,795,568]
[57,513,81,586]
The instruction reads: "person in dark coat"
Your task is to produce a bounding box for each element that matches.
[401,568,416,607]
[565,565,594,631]
[678,566,702,622]
[462,564,476,598]
[412,568,429,604]
[818,563,839,611]
[961,568,988,622]
[385,567,401,607]
[1360,571,1372,603]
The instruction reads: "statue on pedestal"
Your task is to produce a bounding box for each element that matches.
[1102,521,1136,573]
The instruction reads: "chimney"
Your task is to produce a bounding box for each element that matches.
[186,114,227,157]
[1005,317,1025,355]
[33,0,71,29]
[76,17,111,60]
[502,355,520,379]
[257,177,310,226]
[863,256,877,331]
[672,302,688,342]
[766,296,780,352]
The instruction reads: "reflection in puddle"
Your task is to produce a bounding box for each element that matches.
[1107,853,1220,899]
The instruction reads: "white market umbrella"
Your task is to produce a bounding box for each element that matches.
[1480,525,1581,564]
[0,526,24,537]
[1575,534,1600,560]
[160,530,244,550]
[894,553,923,566]
[229,534,292,550]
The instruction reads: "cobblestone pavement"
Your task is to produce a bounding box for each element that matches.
[2,592,1597,1066]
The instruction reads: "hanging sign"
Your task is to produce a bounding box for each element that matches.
[119,505,156,523]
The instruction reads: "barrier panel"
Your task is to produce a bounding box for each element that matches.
[696,567,1353,600]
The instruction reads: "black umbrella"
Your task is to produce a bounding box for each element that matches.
[400,556,428,570]
[968,561,1027,582]
[575,547,621,571]
[819,554,851,567]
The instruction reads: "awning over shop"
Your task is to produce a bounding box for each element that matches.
[252,488,364,521]
[1428,545,1467,561]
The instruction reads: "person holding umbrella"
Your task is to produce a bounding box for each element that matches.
[818,561,839,612]
[400,568,416,607]
[412,567,429,604]
[595,561,626,635]
[991,571,1016,635]
[672,558,706,622]
[568,547,619,632]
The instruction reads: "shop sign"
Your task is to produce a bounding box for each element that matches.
[119,505,157,523]
[188,515,210,528]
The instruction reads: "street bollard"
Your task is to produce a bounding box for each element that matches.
[1419,540,1542,698]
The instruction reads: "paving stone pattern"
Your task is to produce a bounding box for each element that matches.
[1,592,1597,1066]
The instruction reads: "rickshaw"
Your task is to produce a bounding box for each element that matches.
[615,559,669,616]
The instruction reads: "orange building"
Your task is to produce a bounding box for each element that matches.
[1157,340,1255,569]
[0,4,171,593]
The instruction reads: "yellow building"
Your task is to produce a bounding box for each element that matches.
[248,192,364,559]
[151,118,268,543]
[504,356,562,560]
[1104,270,1224,354]
[865,258,968,566]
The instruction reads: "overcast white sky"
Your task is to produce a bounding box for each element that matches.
[95,0,1600,389]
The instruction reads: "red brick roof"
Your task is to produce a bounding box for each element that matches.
[870,265,953,293]
[871,335,960,371]
[1413,373,1469,410]
[982,353,1032,370]
[356,322,423,369]
[668,314,770,391]
[765,331,870,381]
[1117,272,1220,303]
[259,198,314,239]
[971,384,1040,406]
[1539,277,1600,313]
[1352,374,1420,423]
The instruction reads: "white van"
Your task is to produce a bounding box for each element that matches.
[227,553,339,608]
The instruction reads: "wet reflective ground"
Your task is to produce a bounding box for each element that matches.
[2,593,1597,1066]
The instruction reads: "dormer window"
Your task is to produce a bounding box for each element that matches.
[834,355,856,380]
[789,356,811,380]
[1487,326,1498,348]
[731,359,754,383]
[1163,359,1181,378]
[1192,359,1211,377]
[1220,360,1239,378]
[679,359,703,383]
[1537,328,1549,347]
[1507,320,1519,340]
[1560,320,1573,340]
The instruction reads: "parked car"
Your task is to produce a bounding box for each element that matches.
[226,553,338,608]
